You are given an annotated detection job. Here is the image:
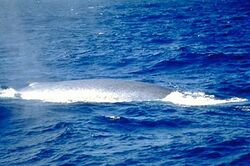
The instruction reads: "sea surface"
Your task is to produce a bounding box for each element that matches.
[0,0,250,165]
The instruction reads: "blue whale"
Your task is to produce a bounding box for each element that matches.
[0,79,247,105]
[17,79,172,103]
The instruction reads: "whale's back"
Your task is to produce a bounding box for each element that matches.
[19,79,172,103]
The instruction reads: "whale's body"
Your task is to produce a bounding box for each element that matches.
[18,79,172,103]
[0,79,247,105]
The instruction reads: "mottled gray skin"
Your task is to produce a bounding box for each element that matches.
[20,79,172,101]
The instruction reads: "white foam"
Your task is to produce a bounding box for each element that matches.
[162,91,247,106]
[0,88,18,98]
[107,116,121,120]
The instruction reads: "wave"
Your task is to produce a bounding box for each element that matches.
[0,87,247,106]
[162,91,247,106]
[0,88,17,98]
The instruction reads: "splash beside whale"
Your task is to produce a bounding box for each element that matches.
[0,79,247,105]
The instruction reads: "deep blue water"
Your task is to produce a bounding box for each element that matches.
[0,0,250,165]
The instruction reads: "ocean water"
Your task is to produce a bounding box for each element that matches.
[0,0,250,165]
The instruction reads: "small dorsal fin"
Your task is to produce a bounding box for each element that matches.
[28,82,38,87]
